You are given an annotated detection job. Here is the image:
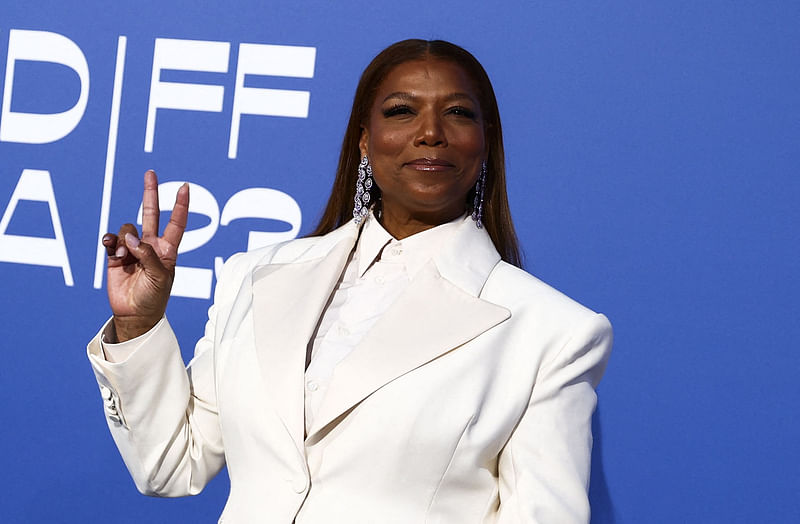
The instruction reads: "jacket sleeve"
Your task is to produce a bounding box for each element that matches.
[496,313,613,523]
[86,254,246,497]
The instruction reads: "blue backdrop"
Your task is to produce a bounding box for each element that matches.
[1,1,798,522]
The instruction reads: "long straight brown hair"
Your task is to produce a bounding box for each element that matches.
[310,39,522,268]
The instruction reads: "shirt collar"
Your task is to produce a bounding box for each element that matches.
[356,212,393,277]
[356,210,469,279]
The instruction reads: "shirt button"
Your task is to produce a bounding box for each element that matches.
[391,247,402,256]
[291,476,307,493]
[375,276,385,284]
[306,380,319,392]
[338,325,350,336]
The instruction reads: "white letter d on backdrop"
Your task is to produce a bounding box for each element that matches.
[0,29,90,144]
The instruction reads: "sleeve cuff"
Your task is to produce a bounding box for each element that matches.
[90,316,167,363]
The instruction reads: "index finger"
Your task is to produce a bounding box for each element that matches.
[162,182,189,248]
[141,170,160,237]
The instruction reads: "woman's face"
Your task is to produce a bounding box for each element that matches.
[360,58,487,234]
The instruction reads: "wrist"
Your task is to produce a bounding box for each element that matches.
[112,315,162,342]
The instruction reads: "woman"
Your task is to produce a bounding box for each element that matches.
[88,40,612,523]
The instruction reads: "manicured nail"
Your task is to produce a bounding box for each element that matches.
[125,233,140,248]
[115,246,126,258]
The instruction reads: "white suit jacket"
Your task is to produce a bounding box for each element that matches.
[87,217,612,523]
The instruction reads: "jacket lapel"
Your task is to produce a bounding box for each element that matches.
[250,225,358,454]
[307,220,510,440]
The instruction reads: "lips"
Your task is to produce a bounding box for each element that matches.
[404,158,455,171]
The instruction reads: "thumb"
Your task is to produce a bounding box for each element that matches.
[125,232,169,277]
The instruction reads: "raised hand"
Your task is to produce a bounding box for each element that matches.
[102,170,189,342]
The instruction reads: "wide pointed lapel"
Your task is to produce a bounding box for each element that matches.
[307,221,511,440]
[251,225,358,454]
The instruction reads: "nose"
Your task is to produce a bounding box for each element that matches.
[413,112,447,148]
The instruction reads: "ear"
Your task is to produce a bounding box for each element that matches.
[359,127,369,158]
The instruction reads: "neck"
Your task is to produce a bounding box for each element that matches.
[377,204,465,239]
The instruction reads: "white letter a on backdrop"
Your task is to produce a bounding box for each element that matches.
[0,170,74,286]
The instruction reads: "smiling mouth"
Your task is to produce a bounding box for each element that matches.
[405,158,455,171]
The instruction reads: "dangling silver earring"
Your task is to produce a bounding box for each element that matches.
[472,161,487,229]
[353,155,373,225]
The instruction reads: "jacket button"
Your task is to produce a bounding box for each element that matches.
[99,386,113,401]
[291,477,307,493]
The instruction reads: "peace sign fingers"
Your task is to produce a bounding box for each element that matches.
[103,169,190,341]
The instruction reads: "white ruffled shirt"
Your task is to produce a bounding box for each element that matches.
[303,212,466,435]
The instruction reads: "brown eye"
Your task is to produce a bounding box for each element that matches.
[448,106,477,119]
[382,104,413,117]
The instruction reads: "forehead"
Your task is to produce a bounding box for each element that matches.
[374,58,480,103]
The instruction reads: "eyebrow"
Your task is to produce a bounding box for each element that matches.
[381,91,477,104]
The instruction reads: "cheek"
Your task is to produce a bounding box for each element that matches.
[457,127,487,156]
[369,126,407,155]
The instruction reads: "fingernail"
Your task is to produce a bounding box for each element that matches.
[115,246,127,258]
[125,233,140,248]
